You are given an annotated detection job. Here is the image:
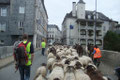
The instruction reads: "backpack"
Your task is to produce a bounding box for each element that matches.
[14,41,29,66]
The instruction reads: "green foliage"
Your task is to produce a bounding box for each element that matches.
[104,31,120,52]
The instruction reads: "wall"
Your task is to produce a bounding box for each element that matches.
[99,50,120,79]
[0,46,13,59]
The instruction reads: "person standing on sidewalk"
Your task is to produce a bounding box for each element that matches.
[41,39,46,56]
[13,34,34,80]
[92,45,102,67]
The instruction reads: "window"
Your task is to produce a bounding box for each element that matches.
[88,15,91,19]
[1,8,7,16]
[0,40,4,44]
[18,21,23,29]
[19,7,25,14]
[103,26,106,31]
[0,23,6,32]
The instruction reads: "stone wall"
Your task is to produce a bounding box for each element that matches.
[0,46,13,59]
[99,50,120,79]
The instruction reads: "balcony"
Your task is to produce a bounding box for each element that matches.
[80,26,86,29]
[80,35,86,39]
[0,0,10,5]
[80,39,86,45]
[96,26,102,30]
[87,26,94,30]
[96,40,102,46]
[88,39,94,45]
[88,36,94,39]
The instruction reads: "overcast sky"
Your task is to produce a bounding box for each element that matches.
[44,0,120,30]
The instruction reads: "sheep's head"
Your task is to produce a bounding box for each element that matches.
[86,65,97,73]
[74,57,79,60]
[41,63,46,66]
[75,61,83,69]
[64,59,70,65]
[66,66,75,72]
[56,55,61,61]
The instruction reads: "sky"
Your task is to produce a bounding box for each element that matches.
[44,0,120,30]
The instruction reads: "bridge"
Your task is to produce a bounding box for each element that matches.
[0,46,119,80]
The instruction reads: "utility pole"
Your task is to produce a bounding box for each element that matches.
[94,0,97,45]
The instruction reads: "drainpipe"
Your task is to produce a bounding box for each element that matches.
[33,0,37,48]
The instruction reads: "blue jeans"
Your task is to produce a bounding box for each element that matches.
[19,65,31,80]
[42,48,45,56]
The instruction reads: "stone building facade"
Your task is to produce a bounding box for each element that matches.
[62,0,118,48]
[0,0,48,48]
[47,24,61,45]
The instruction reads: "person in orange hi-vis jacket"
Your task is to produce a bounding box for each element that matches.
[92,45,102,67]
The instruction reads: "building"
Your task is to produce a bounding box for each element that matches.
[0,0,48,48]
[62,0,118,48]
[114,24,120,34]
[0,0,10,46]
[47,24,61,45]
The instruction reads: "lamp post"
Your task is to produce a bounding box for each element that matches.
[94,0,97,45]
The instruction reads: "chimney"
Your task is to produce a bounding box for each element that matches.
[72,2,76,17]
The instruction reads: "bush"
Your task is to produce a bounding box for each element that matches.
[104,31,120,52]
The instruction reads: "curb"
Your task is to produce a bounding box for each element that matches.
[0,60,14,70]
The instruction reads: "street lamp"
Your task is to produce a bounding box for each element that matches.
[94,0,97,45]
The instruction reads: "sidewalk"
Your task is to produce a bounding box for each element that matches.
[0,56,14,69]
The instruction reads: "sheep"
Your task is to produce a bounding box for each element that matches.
[79,55,93,68]
[72,52,79,57]
[57,52,63,57]
[47,52,56,59]
[102,76,111,80]
[47,58,55,72]
[74,61,91,80]
[48,63,64,80]
[71,49,77,52]
[75,69,91,80]
[34,63,47,80]
[64,66,76,80]
[86,65,105,80]
[35,75,46,80]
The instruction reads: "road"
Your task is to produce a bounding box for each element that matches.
[0,50,47,80]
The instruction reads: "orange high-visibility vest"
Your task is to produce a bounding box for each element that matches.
[94,48,102,58]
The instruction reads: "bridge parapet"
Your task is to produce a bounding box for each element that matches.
[0,46,13,59]
[99,50,120,79]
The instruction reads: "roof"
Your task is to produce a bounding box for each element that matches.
[0,0,10,5]
[41,0,48,19]
[62,10,112,24]
[78,0,85,4]
[48,24,60,31]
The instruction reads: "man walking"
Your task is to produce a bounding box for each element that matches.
[41,39,46,56]
[13,34,34,80]
[92,45,102,67]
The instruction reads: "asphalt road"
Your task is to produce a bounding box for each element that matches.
[0,50,47,80]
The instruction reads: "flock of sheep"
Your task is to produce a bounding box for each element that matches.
[34,45,110,80]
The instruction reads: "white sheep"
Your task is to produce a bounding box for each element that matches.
[47,58,55,71]
[79,55,93,68]
[34,63,47,80]
[35,75,46,80]
[74,69,91,80]
[48,64,64,80]
[64,66,76,80]
[47,52,55,59]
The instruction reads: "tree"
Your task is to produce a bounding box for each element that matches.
[104,31,120,52]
